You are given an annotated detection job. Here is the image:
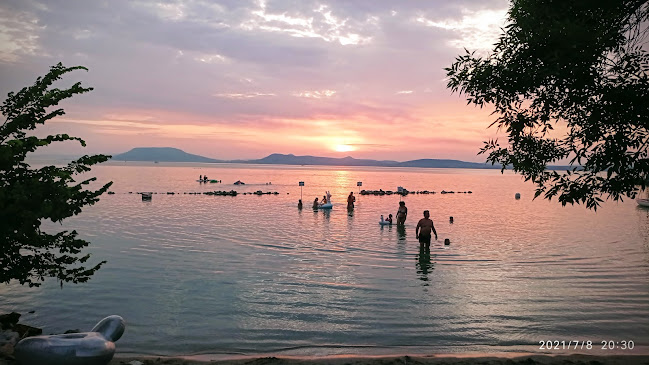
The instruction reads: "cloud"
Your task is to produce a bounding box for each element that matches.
[293,90,336,98]
[0,6,44,62]
[416,7,509,51]
[239,0,375,46]
[195,54,228,64]
[0,0,510,161]
[213,92,276,99]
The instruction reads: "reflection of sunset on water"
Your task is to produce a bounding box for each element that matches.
[4,162,646,356]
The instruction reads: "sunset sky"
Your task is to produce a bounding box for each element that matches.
[0,0,511,162]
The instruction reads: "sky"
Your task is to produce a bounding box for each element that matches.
[0,0,511,162]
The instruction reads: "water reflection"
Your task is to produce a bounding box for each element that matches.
[8,163,649,356]
[397,225,407,241]
[638,207,649,265]
[416,245,435,284]
[322,210,331,222]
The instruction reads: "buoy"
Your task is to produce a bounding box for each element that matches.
[515,193,521,199]
[449,216,454,223]
[444,238,450,245]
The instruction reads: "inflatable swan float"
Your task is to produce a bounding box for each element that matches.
[318,191,333,209]
[15,315,125,365]
[379,214,392,225]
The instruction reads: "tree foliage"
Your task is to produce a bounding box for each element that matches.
[446,0,649,209]
[0,63,112,287]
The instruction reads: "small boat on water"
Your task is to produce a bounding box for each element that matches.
[637,198,649,207]
[234,180,245,185]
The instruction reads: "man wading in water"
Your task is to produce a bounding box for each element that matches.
[416,210,437,249]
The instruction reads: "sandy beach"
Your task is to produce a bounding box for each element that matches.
[101,354,649,365]
[3,353,649,365]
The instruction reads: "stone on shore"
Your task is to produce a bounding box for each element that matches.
[12,324,42,338]
[0,329,19,359]
[0,313,20,330]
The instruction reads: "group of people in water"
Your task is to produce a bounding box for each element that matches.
[298,193,439,248]
[381,201,437,246]
[307,191,336,209]
[299,191,356,210]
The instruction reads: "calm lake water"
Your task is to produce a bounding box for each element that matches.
[2,161,649,357]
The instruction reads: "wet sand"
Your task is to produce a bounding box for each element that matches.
[104,354,649,365]
[3,353,649,365]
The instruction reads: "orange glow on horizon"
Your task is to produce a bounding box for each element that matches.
[334,144,355,152]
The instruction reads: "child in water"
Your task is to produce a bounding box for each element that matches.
[386,214,393,224]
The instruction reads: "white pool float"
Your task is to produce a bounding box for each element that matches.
[318,191,333,209]
[379,215,392,225]
[15,315,125,365]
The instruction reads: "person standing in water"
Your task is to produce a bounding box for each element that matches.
[298,199,303,209]
[347,192,355,210]
[416,210,438,249]
[313,197,319,209]
[396,201,408,225]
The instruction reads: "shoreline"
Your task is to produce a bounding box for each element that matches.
[3,350,649,365]
[105,353,649,365]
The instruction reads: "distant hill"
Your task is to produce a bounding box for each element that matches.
[111,148,573,170]
[399,158,498,169]
[249,153,401,167]
[111,147,222,163]
[248,153,499,169]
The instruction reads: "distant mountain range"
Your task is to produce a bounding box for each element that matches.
[112,147,506,169]
[251,153,499,169]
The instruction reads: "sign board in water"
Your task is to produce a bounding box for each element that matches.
[299,181,304,186]
[397,186,404,193]
[357,182,362,186]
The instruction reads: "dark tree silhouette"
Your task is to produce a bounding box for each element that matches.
[0,63,112,287]
[447,0,649,209]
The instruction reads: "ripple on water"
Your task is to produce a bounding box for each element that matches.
[2,165,649,356]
